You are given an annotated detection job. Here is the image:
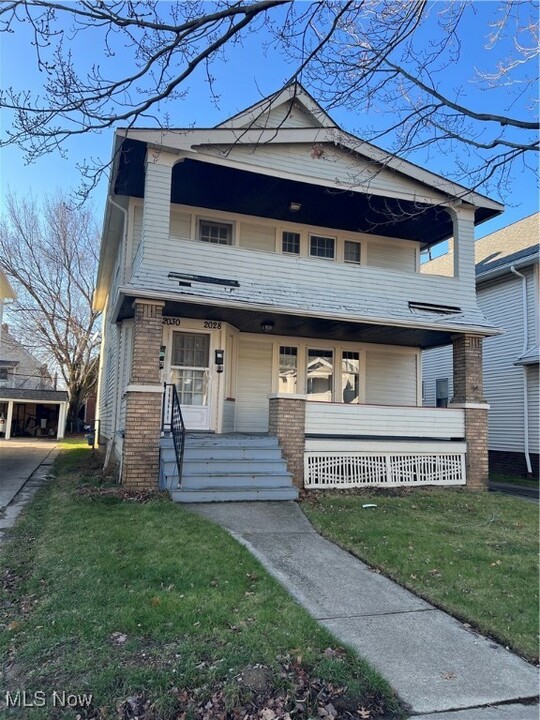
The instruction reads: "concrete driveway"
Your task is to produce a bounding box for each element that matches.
[0,439,58,510]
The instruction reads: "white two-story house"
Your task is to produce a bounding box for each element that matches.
[94,84,503,501]
[423,214,539,478]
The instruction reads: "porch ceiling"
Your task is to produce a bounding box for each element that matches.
[114,140,460,247]
[118,296,456,349]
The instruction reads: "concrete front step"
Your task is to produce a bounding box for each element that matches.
[170,486,299,503]
[179,474,294,490]
[182,434,279,447]
[161,433,297,502]
[182,459,290,475]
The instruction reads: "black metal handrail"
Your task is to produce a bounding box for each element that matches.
[162,383,186,486]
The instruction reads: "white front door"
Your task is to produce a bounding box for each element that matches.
[170,331,211,431]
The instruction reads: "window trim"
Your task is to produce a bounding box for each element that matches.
[309,233,336,260]
[197,217,235,246]
[343,239,362,265]
[281,230,301,255]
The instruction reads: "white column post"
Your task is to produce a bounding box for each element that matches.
[5,400,13,440]
[140,148,179,262]
[57,402,67,439]
[447,204,477,301]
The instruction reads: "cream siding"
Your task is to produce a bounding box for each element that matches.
[99,320,119,442]
[235,339,273,432]
[117,320,133,438]
[197,144,448,203]
[170,207,192,240]
[239,222,276,252]
[250,101,320,129]
[366,241,417,273]
[365,350,418,406]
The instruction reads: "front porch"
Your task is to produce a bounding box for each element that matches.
[117,300,489,494]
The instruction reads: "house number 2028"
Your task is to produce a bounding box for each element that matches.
[204,321,222,329]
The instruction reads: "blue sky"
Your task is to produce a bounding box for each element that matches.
[1,3,537,240]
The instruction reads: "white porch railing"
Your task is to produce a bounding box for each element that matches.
[304,403,466,488]
[305,402,465,439]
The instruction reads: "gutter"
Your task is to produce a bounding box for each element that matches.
[510,266,532,476]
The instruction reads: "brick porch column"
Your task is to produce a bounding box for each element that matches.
[450,335,489,490]
[268,394,306,489]
[122,299,165,489]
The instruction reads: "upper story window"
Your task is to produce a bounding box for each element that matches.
[282,231,300,255]
[199,220,233,245]
[344,240,361,264]
[310,235,335,260]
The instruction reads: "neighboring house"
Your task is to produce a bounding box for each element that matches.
[423,214,539,477]
[0,272,68,439]
[94,83,504,500]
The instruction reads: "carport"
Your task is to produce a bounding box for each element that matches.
[0,388,68,440]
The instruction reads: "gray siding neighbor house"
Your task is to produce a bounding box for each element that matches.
[423,213,539,477]
[94,84,505,500]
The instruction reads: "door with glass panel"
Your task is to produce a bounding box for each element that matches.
[170,332,211,430]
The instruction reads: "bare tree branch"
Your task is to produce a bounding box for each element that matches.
[0,191,101,424]
[0,0,537,199]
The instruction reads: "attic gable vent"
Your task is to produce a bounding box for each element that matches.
[408,301,461,315]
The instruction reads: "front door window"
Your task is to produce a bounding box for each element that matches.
[171,333,210,407]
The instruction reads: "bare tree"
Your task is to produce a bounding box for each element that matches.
[0,192,101,427]
[0,1,538,197]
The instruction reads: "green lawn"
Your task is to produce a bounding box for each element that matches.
[0,441,401,719]
[490,472,539,490]
[302,489,539,662]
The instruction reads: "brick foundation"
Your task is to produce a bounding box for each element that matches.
[268,395,306,488]
[122,300,165,489]
[451,335,489,490]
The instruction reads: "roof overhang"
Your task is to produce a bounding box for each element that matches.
[477,250,539,284]
[113,287,499,350]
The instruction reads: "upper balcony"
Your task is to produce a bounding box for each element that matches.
[120,198,496,349]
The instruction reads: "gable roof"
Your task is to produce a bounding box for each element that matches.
[217,83,338,129]
[422,212,539,280]
[115,82,503,217]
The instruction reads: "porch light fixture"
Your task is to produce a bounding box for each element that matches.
[289,201,302,212]
[260,320,275,333]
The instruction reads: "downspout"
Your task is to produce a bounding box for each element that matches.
[510,266,532,476]
[103,197,129,480]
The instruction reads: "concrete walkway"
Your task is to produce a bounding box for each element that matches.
[190,502,539,718]
[0,439,58,541]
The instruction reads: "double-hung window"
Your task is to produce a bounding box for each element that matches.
[282,231,301,255]
[344,240,361,264]
[199,220,233,245]
[309,235,335,259]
